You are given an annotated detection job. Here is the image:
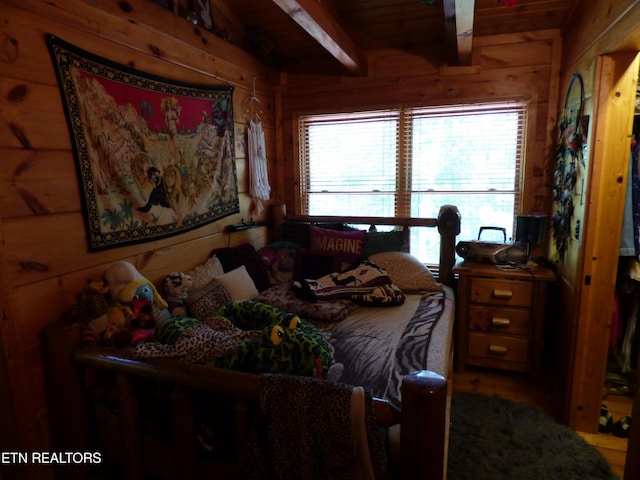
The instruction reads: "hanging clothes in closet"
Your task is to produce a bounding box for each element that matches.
[620,136,640,258]
[244,79,271,215]
[616,135,640,376]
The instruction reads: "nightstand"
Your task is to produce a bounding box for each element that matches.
[454,260,556,374]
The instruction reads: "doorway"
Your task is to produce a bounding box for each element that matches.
[557,52,639,435]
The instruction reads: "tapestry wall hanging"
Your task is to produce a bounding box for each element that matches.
[46,34,239,251]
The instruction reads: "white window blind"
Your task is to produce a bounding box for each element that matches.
[299,101,527,263]
[299,110,400,216]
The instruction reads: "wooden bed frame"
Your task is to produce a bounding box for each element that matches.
[42,204,460,480]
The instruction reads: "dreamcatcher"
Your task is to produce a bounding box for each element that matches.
[244,78,271,215]
[552,73,585,262]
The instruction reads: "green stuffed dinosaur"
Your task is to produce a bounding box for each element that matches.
[135,300,342,381]
[213,301,341,380]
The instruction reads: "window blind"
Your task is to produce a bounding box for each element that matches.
[299,110,400,216]
[298,101,528,263]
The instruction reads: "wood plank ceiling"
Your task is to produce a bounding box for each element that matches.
[207,0,578,75]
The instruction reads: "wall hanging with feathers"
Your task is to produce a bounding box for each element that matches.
[552,73,585,263]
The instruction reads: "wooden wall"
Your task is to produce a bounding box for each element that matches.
[279,30,562,225]
[4,0,638,476]
[0,1,280,477]
[549,0,640,432]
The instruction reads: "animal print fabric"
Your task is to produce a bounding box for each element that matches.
[240,373,389,479]
[254,281,357,322]
[293,258,405,305]
[134,316,261,363]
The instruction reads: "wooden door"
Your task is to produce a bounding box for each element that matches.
[565,52,639,432]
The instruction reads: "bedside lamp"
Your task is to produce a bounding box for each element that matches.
[515,214,548,258]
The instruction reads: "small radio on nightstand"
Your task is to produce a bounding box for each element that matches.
[455,240,528,265]
[455,225,528,265]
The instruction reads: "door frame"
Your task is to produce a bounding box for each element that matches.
[566,51,639,432]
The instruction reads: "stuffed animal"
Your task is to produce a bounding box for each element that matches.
[77,278,111,328]
[103,304,135,348]
[163,272,193,317]
[134,300,341,380]
[134,315,263,363]
[101,261,170,346]
[214,301,339,380]
[103,261,168,311]
[76,278,111,345]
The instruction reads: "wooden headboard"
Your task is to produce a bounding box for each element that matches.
[270,204,461,287]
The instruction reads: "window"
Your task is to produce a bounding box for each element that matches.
[298,102,527,264]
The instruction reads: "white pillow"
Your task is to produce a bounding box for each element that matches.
[215,265,259,300]
[369,251,443,293]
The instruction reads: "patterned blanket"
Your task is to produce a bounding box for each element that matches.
[293,258,405,305]
[314,291,445,408]
[240,373,389,479]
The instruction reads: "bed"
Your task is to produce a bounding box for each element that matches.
[42,204,460,480]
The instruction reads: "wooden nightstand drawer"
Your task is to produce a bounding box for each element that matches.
[467,332,529,364]
[469,305,531,335]
[470,278,532,307]
[454,261,555,374]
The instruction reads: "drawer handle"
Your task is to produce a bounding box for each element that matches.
[491,317,511,327]
[492,289,513,299]
[489,344,508,356]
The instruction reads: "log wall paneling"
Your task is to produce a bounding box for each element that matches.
[0,2,279,475]
[279,30,561,220]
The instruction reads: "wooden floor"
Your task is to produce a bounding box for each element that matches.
[452,366,632,479]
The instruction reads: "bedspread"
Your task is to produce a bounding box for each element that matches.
[314,291,446,408]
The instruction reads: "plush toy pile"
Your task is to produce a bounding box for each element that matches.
[74,261,341,380]
[77,261,169,348]
[135,300,340,380]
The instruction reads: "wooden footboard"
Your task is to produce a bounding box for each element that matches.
[42,320,448,480]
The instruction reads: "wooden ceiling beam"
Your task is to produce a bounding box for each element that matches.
[443,0,475,66]
[270,0,367,75]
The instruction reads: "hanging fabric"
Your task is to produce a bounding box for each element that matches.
[632,138,640,261]
[244,78,270,215]
[620,149,636,256]
[620,291,638,373]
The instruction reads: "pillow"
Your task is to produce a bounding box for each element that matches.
[363,230,406,256]
[257,241,299,284]
[253,281,357,322]
[369,251,443,293]
[309,225,366,266]
[214,265,259,300]
[294,248,342,281]
[184,255,224,292]
[210,244,271,292]
[185,281,231,319]
[280,221,351,248]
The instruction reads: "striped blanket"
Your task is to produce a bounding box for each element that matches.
[314,291,445,409]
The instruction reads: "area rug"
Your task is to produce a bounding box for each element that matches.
[448,392,619,480]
